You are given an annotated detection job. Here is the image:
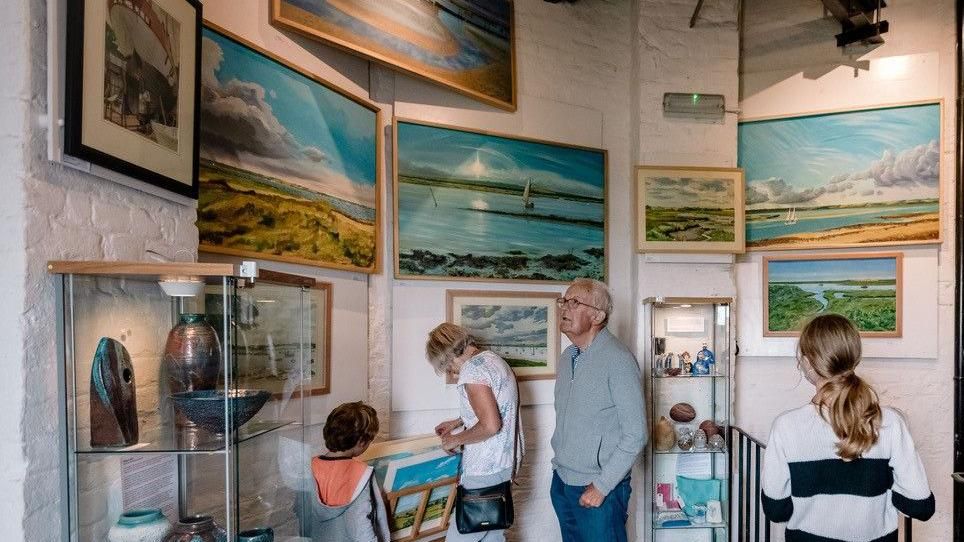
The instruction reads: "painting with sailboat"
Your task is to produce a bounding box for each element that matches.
[395,119,606,282]
[739,102,941,250]
[764,253,902,337]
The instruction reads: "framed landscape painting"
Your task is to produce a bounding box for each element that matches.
[197,24,381,273]
[64,0,201,198]
[395,119,607,283]
[763,253,902,338]
[739,101,942,250]
[358,435,460,542]
[271,0,516,111]
[447,290,560,381]
[635,166,745,253]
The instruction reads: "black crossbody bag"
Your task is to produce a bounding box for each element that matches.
[454,399,521,534]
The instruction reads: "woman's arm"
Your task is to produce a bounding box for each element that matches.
[441,383,502,451]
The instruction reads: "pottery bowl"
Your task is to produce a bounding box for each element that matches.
[170,390,270,434]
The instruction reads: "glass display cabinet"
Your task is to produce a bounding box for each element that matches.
[643,297,733,542]
[50,261,320,542]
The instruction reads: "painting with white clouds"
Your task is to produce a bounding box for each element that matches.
[395,119,606,282]
[635,166,744,253]
[197,25,380,272]
[447,290,559,380]
[738,102,941,250]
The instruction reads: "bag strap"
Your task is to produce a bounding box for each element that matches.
[510,390,521,482]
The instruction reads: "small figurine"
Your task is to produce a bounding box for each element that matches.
[679,351,692,374]
[696,343,715,372]
[694,429,707,449]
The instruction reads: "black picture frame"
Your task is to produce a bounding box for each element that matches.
[64,0,202,199]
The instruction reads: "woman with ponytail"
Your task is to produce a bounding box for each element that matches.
[761,314,934,541]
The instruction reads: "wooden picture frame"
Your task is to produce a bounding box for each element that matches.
[394,117,608,283]
[270,0,517,111]
[763,252,903,338]
[197,23,382,274]
[447,290,560,382]
[358,435,460,542]
[739,100,942,250]
[64,0,202,198]
[635,165,745,253]
[224,269,332,397]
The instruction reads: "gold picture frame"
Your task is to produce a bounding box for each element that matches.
[763,252,903,338]
[635,165,745,253]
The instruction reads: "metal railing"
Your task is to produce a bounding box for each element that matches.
[729,426,913,542]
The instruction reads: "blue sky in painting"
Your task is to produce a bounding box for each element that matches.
[738,104,939,208]
[200,29,376,206]
[397,121,605,198]
[769,258,897,283]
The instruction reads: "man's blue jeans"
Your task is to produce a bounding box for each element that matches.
[550,471,631,542]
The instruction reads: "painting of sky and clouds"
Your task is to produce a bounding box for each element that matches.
[739,103,940,249]
[197,27,379,272]
[396,120,606,281]
[637,167,744,253]
[461,304,549,367]
[766,255,900,336]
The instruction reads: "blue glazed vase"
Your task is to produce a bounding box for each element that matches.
[107,509,171,542]
[237,527,274,542]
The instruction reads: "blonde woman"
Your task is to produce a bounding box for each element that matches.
[426,323,522,542]
[761,314,934,541]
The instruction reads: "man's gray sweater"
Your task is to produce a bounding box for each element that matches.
[551,327,647,496]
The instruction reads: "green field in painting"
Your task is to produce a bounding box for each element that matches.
[767,282,897,332]
[197,161,375,269]
[645,206,735,242]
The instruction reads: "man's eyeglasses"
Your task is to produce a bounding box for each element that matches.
[556,297,604,311]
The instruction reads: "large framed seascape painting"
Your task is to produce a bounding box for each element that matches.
[197,24,381,273]
[64,0,202,198]
[763,253,903,338]
[447,290,560,382]
[738,101,942,250]
[395,119,607,283]
[270,0,516,111]
[635,166,745,253]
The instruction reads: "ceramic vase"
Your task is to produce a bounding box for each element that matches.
[162,314,221,427]
[654,416,676,451]
[162,515,226,542]
[107,509,171,542]
[90,337,139,447]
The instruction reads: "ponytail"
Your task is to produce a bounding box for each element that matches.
[813,371,882,460]
[799,314,882,460]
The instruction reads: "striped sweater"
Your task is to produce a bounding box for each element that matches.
[761,405,934,542]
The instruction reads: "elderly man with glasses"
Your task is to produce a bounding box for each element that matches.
[549,278,646,542]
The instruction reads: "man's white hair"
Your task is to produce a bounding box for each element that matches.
[570,278,613,325]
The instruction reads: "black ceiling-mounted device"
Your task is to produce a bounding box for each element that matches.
[820,0,889,47]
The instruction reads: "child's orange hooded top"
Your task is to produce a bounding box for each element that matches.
[311,456,370,506]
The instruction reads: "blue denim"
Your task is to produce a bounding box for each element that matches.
[550,471,631,542]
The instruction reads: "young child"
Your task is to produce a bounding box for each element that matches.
[302,401,389,542]
[761,314,934,541]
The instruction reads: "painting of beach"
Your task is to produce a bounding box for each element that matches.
[395,119,606,282]
[764,253,902,337]
[636,166,744,253]
[197,25,380,272]
[271,0,515,110]
[739,102,941,250]
[448,290,559,380]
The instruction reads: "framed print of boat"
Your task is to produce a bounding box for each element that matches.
[64,0,202,198]
[197,24,381,273]
[447,290,560,381]
[635,165,745,253]
[394,118,607,283]
[739,101,942,250]
[763,252,902,337]
[270,0,516,111]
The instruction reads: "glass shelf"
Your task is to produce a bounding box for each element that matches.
[654,447,727,455]
[75,420,296,455]
[654,521,727,530]
[653,372,728,379]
